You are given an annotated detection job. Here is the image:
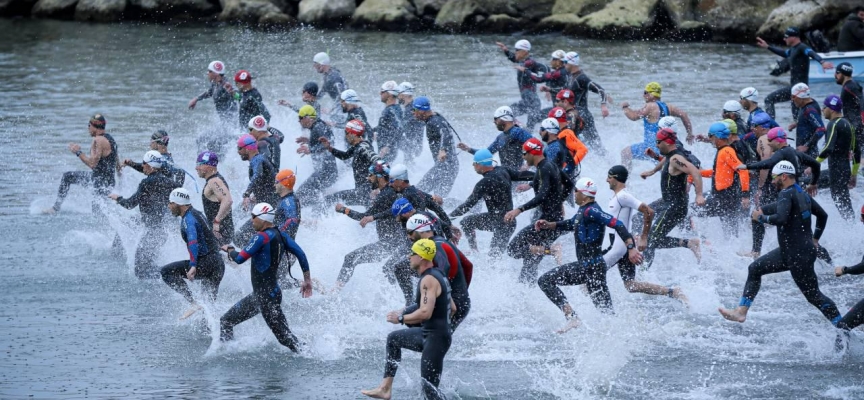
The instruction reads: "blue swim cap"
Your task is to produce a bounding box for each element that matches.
[391,198,414,216]
[708,122,731,139]
[412,96,431,111]
[751,112,773,127]
[473,149,494,166]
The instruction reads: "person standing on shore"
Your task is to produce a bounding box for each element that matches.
[837,7,864,52]
[495,39,546,130]
[756,27,833,119]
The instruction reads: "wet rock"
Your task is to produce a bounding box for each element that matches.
[413,0,446,17]
[352,0,417,30]
[32,0,79,18]
[74,0,126,21]
[126,0,217,20]
[258,10,296,27]
[219,0,282,23]
[562,0,676,40]
[297,0,354,26]
[476,13,527,32]
[1,0,38,16]
[434,0,554,31]
[757,0,859,41]
[698,0,785,42]
[551,0,610,16]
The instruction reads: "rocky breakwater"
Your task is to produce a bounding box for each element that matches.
[1,0,862,45]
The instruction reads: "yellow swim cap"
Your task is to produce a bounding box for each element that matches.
[411,238,436,261]
[298,105,317,118]
[644,82,662,99]
[722,118,738,135]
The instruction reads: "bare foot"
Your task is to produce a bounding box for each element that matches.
[361,387,392,399]
[672,287,689,307]
[180,303,202,320]
[736,250,759,259]
[556,317,582,334]
[718,307,746,323]
[688,238,701,263]
[42,207,57,215]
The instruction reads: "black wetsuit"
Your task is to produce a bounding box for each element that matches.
[257,134,282,171]
[467,125,532,170]
[417,113,460,197]
[345,107,369,132]
[127,152,185,187]
[838,261,864,331]
[296,119,338,207]
[451,166,517,257]
[539,202,633,312]
[53,133,118,212]
[236,153,277,245]
[841,79,864,162]
[739,184,841,325]
[320,67,348,101]
[238,87,270,130]
[503,51,546,130]
[374,103,403,162]
[160,207,225,304]
[338,186,405,292]
[643,149,691,266]
[507,158,567,283]
[202,173,234,245]
[745,145,822,254]
[428,235,471,332]
[764,42,825,118]
[196,79,237,123]
[221,227,310,351]
[401,102,426,163]
[324,140,378,207]
[115,169,179,278]
[567,71,609,152]
[818,117,856,220]
[385,268,452,400]
[531,66,568,99]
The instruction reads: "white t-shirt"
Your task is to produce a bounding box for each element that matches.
[605,189,642,235]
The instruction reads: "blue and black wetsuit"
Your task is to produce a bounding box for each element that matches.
[467,125,532,170]
[740,184,841,325]
[798,100,826,158]
[220,227,310,352]
[160,207,225,303]
[385,267,452,400]
[115,169,179,278]
[539,202,633,313]
[763,42,825,118]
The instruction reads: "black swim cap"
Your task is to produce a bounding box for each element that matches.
[784,27,800,38]
[608,165,629,183]
[151,130,169,145]
[837,62,853,77]
[302,82,319,96]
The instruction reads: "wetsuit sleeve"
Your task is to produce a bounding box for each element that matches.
[554,215,577,231]
[746,151,784,170]
[196,85,214,101]
[127,161,144,173]
[586,78,608,104]
[440,243,460,281]
[760,192,791,226]
[504,167,534,182]
[504,50,517,63]
[804,108,827,149]
[804,48,824,63]
[798,152,821,184]
[278,200,300,233]
[486,135,505,154]
[244,158,263,198]
[184,215,201,268]
[451,178,487,217]
[811,197,827,240]
[425,195,452,227]
[586,206,633,242]
[700,169,714,178]
[281,233,310,273]
[518,166,550,212]
[457,251,473,287]
[845,256,864,275]
[817,119,839,161]
[767,46,789,58]
[232,233,265,263]
[116,180,147,209]
[329,144,354,160]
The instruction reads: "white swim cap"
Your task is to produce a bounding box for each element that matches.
[740,87,758,102]
[493,106,514,122]
[540,118,560,134]
[791,83,810,99]
[251,202,275,223]
[248,115,268,131]
[169,188,191,206]
[771,160,796,176]
[313,52,330,65]
[658,116,678,130]
[142,150,163,169]
[406,214,433,233]
[723,100,743,114]
[398,82,415,95]
[575,177,597,196]
[340,89,361,104]
[514,39,531,51]
[380,81,399,95]
[207,60,226,75]
[389,164,409,181]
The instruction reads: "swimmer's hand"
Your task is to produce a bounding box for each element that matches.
[300,275,313,298]
[186,267,196,281]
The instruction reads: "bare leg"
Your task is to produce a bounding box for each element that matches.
[718,305,749,323]
[361,377,394,399]
[687,238,701,263]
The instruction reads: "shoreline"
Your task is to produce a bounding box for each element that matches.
[0,0,860,45]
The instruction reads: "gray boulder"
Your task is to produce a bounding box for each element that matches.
[434,0,555,31]
[32,0,78,18]
[551,0,610,16]
[413,0,446,17]
[219,0,283,23]
[127,0,216,20]
[352,0,417,30]
[75,0,125,21]
[560,0,675,39]
[1,0,38,16]
[757,0,860,41]
[297,0,354,26]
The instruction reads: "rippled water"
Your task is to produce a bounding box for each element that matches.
[1,19,864,399]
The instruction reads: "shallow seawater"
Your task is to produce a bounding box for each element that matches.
[1,19,863,399]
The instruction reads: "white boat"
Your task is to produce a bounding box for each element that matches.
[809,50,864,83]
